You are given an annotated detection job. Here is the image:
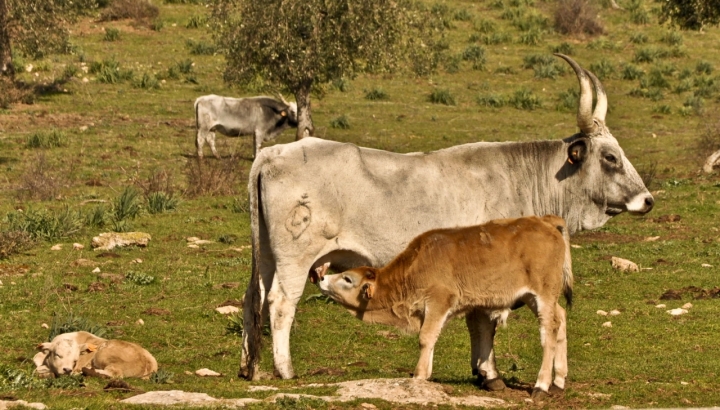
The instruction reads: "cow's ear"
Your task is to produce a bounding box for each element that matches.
[362,283,375,300]
[365,268,376,280]
[82,343,98,354]
[37,342,51,353]
[567,139,587,165]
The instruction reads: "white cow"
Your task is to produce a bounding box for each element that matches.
[195,94,298,158]
[239,54,654,382]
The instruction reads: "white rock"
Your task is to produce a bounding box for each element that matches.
[25,64,33,72]
[72,243,84,250]
[680,381,689,385]
[50,244,62,251]
[41,323,49,329]
[644,236,660,242]
[195,368,222,377]
[609,310,621,316]
[596,310,608,316]
[79,125,88,132]
[193,239,214,245]
[602,321,612,328]
[92,232,151,251]
[92,267,101,273]
[187,244,199,249]
[131,258,143,264]
[611,257,639,272]
[186,237,200,242]
[215,306,239,315]
[655,304,666,308]
[701,263,712,268]
[682,303,693,309]
[82,77,89,83]
[570,244,582,249]
[0,399,47,409]
[667,308,688,316]
[136,318,145,325]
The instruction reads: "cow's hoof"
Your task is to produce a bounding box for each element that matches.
[483,378,506,391]
[549,384,565,396]
[472,368,479,377]
[531,387,549,401]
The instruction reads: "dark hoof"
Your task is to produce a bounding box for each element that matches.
[483,378,506,391]
[472,368,479,377]
[549,384,565,396]
[531,387,549,401]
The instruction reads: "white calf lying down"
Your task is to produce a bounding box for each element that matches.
[312,215,573,400]
[33,331,158,379]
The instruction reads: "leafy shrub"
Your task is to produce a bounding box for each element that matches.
[186,39,217,55]
[184,158,243,198]
[126,271,155,285]
[48,312,108,341]
[186,15,207,29]
[523,54,555,68]
[103,27,120,41]
[5,207,83,240]
[84,204,109,228]
[510,88,542,110]
[133,72,160,89]
[673,78,693,94]
[429,89,456,105]
[150,369,174,384]
[477,93,507,108]
[550,42,574,55]
[629,32,648,44]
[113,186,142,222]
[100,0,159,22]
[462,45,486,69]
[330,115,350,129]
[90,58,133,84]
[633,47,665,64]
[589,59,615,80]
[621,64,644,80]
[534,63,563,79]
[0,230,34,259]
[645,69,670,88]
[678,67,693,80]
[26,130,66,149]
[0,365,46,390]
[364,88,389,101]
[176,59,194,74]
[630,8,650,24]
[554,0,604,36]
[684,95,704,115]
[693,76,718,98]
[332,77,350,92]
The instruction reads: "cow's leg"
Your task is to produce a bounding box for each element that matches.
[466,309,505,391]
[550,303,568,394]
[253,131,263,159]
[266,262,310,379]
[530,297,560,401]
[414,294,454,380]
[208,131,220,159]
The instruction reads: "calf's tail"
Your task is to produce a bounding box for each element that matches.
[557,223,574,308]
[243,161,264,380]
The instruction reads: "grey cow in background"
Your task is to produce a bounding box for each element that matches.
[195,94,298,158]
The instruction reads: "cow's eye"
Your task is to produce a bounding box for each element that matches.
[604,154,617,163]
[343,276,352,284]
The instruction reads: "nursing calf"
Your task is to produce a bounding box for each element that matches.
[312,215,573,400]
[33,331,158,379]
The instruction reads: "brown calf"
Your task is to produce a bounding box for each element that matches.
[312,215,573,400]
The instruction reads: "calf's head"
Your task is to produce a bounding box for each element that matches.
[556,54,654,230]
[313,262,376,308]
[34,338,96,377]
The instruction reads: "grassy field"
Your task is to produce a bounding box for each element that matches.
[2,0,720,408]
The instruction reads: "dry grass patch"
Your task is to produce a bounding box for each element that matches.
[183,157,243,198]
[16,154,68,201]
[100,0,159,24]
[0,231,35,259]
[554,0,604,36]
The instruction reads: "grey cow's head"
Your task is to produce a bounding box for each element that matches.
[556,54,654,231]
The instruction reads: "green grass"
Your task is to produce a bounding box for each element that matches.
[1,0,720,408]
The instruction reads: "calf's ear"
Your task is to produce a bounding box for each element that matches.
[80,343,97,354]
[37,342,52,353]
[567,139,587,165]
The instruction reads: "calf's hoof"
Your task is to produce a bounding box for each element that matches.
[531,387,549,401]
[483,378,506,391]
[549,383,565,396]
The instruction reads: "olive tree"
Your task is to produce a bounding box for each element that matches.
[210,0,441,139]
[659,0,720,30]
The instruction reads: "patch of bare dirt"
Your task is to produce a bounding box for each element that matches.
[653,214,682,223]
[143,308,171,316]
[0,264,30,276]
[661,286,720,300]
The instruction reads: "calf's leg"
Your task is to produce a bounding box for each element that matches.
[414,294,454,380]
[530,298,561,400]
[465,309,505,391]
[550,303,568,393]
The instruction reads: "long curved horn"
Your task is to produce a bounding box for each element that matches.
[276,92,290,105]
[554,53,596,135]
[584,69,607,123]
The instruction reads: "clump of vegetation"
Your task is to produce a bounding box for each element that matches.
[629,32,648,44]
[150,369,174,384]
[100,0,159,22]
[553,0,604,36]
[113,186,142,223]
[0,230,34,259]
[332,77,350,92]
[103,27,120,41]
[429,89,456,105]
[48,312,109,341]
[150,19,164,31]
[494,65,516,75]
[5,206,84,241]
[176,59,194,74]
[482,32,512,45]
[633,47,667,64]
[696,61,714,75]
[510,88,542,110]
[186,14,208,29]
[330,115,351,129]
[453,8,473,21]
[147,192,178,214]
[653,104,672,114]
[186,39,217,55]
[518,28,543,45]
[444,55,461,73]
[231,197,250,213]
[674,78,693,94]
[0,365,46,390]
[697,110,720,156]
[126,271,156,285]
[621,64,644,80]
[660,30,683,45]
[133,72,160,89]
[589,59,615,80]
[476,93,507,108]
[550,42,574,55]
[26,129,67,149]
[184,158,243,198]
[364,88,389,101]
[84,204,110,228]
[556,88,579,111]
[90,58,134,84]
[474,19,497,33]
[17,154,68,201]
[462,45,486,70]
[523,54,565,79]
[225,313,244,337]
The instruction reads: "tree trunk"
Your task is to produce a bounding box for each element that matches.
[294,80,314,140]
[0,0,13,78]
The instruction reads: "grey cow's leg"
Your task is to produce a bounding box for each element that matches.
[466,309,505,391]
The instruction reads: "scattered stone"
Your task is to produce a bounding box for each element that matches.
[611,257,639,273]
[187,244,199,249]
[703,149,720,173]
[92,267,101,273]
[361,403,377,409]
[136,319,145,325]
[72,259,95,267]
[131,258,143,264]
[609,310,621,316]
[41,323,49,329]
[50,244,62,251]
[215,306,239,315]
[121,390,258,407]
[682,303,693,309]
[602,321,612,328]
[702,263,712,268]
[73,243,85,250]
[186,237,200,242]
[195,368,222,377]
[596,310,608,316]
[0,399,47,409]
[92,232,151,251]
[570,244,582,249]
[667,308,688,316]
[644,236,660,242]
[655,304,666,308]
[248,386,279,392]
[680,381,689,386]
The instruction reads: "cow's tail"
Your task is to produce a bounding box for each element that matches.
[557,223,574,309]
[194,98,201,150]
[242,154,265,380]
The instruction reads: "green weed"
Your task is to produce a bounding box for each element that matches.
[113,186,142,222]
[4,207,83,240]
[133,72,160,89]
[0,230,34,259]
[696,61,714,75]
[186,14,207,29]
[150,369,174,384]
[84,204,109,228]
[556,87,579,111]
[518,28,543,45]
[481,32,511,45]
[147,192,179,214]
[103,27,120,42]
[621,64,644,80]
[550,42,574,55]
[332,77,350,92]
[660,31,683,46]
[429,89,456,105]
[150,19,164,31]
[330,115,351,129]
[364,88,389,101]
[474,19,496,33]
[629,32,648,44]
[589,59,615,80]
[453,9,472,21]
[186,39,217,55]
[476,93,507,107]
[26,130,66,149]
[48,312,109,340]
[231,197,250,213]
[125,271,156,285]
[510,88,542,110]
[653,104,672,114]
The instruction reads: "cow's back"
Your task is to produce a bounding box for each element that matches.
[93,340,158,378]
